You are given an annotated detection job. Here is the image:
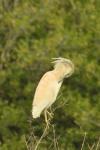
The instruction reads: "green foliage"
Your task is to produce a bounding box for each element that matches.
[0,0,100,149]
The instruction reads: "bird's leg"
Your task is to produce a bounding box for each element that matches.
[50,106,52,113]
[48,106,54,118]
[44,108,51,128]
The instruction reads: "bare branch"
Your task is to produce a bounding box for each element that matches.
[23,135,30,150]
[53,99,69,112]
[81,132,87,150]
[96,137,100,150]
[87,142,95,150]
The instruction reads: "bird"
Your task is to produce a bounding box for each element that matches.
[32,57,74,126]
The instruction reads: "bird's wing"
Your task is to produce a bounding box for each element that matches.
[32,71,56,118]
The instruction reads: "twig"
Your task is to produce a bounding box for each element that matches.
[23,135,30,150]
[34,125,51,150]
[96,137,100,150]
[56,135,61,150]
[87,143,91,150]
[53,99,69,112]
[46,140,53,150]
[77,123,87,150]
[25,116,38,150]
[47,126,61,150]
[91,143,95,149]
[81,132,87,150]
[87,142,95,150]
[53,125,57,150]
[56,93,63,101]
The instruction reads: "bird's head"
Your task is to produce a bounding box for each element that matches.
[52,57,74,78]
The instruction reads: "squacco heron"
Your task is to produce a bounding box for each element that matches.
[32,57,74,126]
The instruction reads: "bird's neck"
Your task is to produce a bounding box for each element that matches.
[52,69,65,82]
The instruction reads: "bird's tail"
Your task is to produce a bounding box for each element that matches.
[32,103,41,118]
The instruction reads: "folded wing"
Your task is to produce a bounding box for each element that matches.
[32,71,55,118]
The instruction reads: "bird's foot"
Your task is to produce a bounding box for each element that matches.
[47,111,54,119]
[44,108,53,128]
